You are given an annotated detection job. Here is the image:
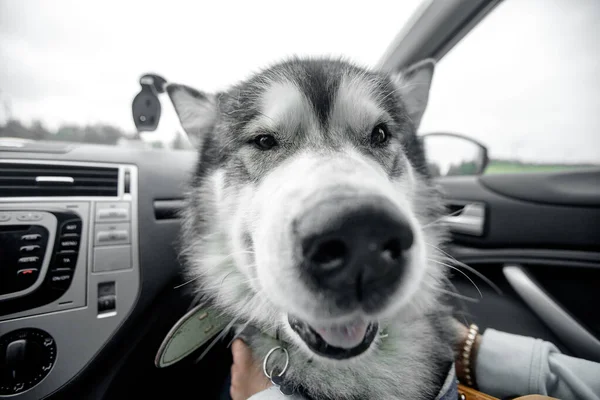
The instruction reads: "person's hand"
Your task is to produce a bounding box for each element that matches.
[230,339,273,400]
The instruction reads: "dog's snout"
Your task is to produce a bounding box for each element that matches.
[298,196,414,312]
[309,239,349,271]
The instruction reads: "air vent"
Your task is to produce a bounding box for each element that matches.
[0,163,119,197]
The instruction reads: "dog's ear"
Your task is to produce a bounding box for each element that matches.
[392,59,435,130]
[166,83,218,148]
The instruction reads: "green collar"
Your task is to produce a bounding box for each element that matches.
[155,302,390,369]
[155,302,233,368]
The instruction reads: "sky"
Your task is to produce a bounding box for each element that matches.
[1,0,599,164]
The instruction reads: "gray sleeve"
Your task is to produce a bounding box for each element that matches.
[476,328,600,400]
[248,386,306,400]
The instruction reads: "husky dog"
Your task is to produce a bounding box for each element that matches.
[168,57,456,400]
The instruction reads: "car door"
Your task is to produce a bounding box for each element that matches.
[415,0,600,362]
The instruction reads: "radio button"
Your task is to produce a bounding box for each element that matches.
[61,220,82,235]
[49,270,73,290]
[97,208,129,221]
[96,202,130,222]
[59,237,80,251]
[21,233,42,242]
[18,256,40,265]
[96,230,129,244]
[0,212,10,222]
[16,212,43,221]
[20,245,41,254]
[54,251,78,268]
[16,268,39,290]
[94,223,130,246]
[17,268,39,276]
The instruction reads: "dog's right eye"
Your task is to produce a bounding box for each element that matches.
[252,134,278,150]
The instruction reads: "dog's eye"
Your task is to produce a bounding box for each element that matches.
[253,134,278,150]
[370,124,390,146]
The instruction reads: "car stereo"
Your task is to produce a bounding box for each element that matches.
[0,160,140,398]
[0,210,86,315]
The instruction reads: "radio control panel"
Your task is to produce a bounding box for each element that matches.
[0,160,140,399]
[0,210,84,316]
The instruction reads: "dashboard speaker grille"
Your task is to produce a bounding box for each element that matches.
[0,163,119,197]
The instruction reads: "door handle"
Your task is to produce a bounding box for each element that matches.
[441,202,485,236]
[503,264,600,362]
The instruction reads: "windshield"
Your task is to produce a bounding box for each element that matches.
[0,0,423,150]
[419,0,600,171]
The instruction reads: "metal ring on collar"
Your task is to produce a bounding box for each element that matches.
[262,346,289,379]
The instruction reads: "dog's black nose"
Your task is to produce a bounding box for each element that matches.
[297,196,414,312]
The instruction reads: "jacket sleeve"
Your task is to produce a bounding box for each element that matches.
[475,328,600,400]
[248,386,306,400]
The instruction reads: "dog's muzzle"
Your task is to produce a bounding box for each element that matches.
[288,195,413,358]
[296,195,413,312]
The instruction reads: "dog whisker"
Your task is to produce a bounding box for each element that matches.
[173,274,202,289]
[198,269,262,293]
[426,243,503,295]
[173,252,250,290]
[440,276,472,327]
[427,284,480,303]
[197,231,223,242]
[437,256,503,296]
[428,259,483,299]
[421,208,464,229]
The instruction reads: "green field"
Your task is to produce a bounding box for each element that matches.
[484,160,596,175]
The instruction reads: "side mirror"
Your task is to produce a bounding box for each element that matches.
[420,133,489,177]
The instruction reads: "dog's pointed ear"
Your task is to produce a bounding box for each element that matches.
[166,83,218,148]
[392,58,435,130]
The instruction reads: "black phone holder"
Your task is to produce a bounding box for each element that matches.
[132,73,167,132]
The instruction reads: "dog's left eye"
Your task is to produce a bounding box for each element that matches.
[253,134,278,150]
[370,124,390,146]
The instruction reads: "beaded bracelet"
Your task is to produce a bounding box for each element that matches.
[460,324,479,387]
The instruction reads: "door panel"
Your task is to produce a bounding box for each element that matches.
[438,174,600,250]
[437,169,600,363]
[479,167,600,207]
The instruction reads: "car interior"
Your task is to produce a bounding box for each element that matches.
[1,0,599,399]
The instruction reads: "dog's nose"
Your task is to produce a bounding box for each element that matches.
[297,196,414,312]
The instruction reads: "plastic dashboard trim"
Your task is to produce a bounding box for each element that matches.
[0,158,141,400]
[0,146,198,399]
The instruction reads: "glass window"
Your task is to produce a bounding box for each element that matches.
[420,0,600,174]
[0,0,423,150]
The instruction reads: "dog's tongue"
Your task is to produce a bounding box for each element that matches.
[315,320,368,349]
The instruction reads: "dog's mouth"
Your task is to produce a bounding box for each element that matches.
[288,316,378,359]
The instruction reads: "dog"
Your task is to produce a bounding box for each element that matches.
[167,56,457,400]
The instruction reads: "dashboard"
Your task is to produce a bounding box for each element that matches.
[1,141,599,400]
[0,143,198,399]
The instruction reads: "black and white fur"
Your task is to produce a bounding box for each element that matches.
[168,57,457,400]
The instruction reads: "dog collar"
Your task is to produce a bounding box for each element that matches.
[155,302,232,368]
[155,301,280,368]
[156,304,460,399]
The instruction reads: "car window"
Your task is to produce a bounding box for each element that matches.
[420,0,600,174]
[0,0,423,150]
